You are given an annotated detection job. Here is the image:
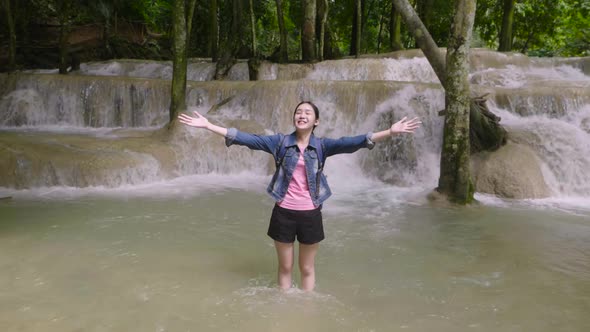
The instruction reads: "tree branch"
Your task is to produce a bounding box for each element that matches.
[391,0,447,87]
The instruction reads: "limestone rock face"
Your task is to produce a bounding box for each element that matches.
[0,130,176,188]
[471,142,550,199]
[0,118,270,189]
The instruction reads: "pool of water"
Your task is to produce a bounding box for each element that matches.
[1,178,589,331]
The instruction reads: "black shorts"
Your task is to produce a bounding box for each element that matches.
[267,205,324,244]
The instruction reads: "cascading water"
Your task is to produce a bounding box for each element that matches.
[1,50,589,208]
[469,56,590,199]
[487,104,590,198]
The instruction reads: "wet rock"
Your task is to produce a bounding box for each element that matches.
[471,142,550,199]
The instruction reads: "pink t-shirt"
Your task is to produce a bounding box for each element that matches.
[278,151,316,210]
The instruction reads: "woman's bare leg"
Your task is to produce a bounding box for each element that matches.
[274,241,295,290]
[298,242,319,291]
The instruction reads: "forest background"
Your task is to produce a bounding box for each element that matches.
[1,0,588,73]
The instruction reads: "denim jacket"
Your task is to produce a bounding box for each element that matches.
[225,128,375,207]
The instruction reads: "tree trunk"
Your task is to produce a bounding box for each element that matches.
[498,0,515,52]
[318,0,328,61]
[2,0,17,71]
[275,0,288,62]
[186,0,197,52]
[215,0,243,79]
[520,29,535,54]
[393,0,506,203]
[302,0,317,62]
[350,0,357,56]
[415,0,434,48]
[249,0,257,56]
[437,0,477,204]
[416,0,434,29]
[389,4,403,51]
[58,21,69,74]
[355,0,362,57]
[55,0,76,74]
[362,0,373,53]
[351,0,361,58]
[170,0,188,123]
[377,11,384,53]
[323,25,336,59]
[209,0,219,62]
[102,20,110,57]
[114,9,118,35]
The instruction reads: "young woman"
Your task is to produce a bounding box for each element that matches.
[178,101,421,291]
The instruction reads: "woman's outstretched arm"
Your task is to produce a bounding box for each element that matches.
[322,116,422,157]
[178,110,280,154]
[178,111,227,137]
[371,116,422,142]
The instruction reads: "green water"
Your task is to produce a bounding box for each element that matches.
[1,189,589,332]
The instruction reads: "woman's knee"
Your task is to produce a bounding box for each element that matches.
[299,261,315,276]
[274,241,294,273]
[298,243,318,276]
[279,261,294,274]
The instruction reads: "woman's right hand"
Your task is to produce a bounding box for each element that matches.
[178,111,210,129]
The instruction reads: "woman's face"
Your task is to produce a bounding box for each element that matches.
[293,103,319,132]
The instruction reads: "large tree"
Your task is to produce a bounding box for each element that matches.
[209,0,219,62]
[350,0,362,57]
[51,0,78,74]
[169,0,197,125]
[302,0,317,62]
[275,0,288,62]
[389,2,403,51]
[248,0,257,56]
[392,0,505,203]
[1,0,16,71]
[416,0,434,33]
[497,0,515,51]
[214,0,244,79]
[438,0,477,203]
[318,0,329,61]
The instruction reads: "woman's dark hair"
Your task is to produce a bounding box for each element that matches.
[294,101,320,120]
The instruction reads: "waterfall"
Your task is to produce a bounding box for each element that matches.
[487,103,590,197]
[1,50,589,202]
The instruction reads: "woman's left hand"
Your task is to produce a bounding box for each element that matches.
[390,117,421,135]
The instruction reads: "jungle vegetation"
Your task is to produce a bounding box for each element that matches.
[1,0,588,72]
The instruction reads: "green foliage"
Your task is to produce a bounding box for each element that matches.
[328,0,455,55]
[7,0,587,65]
[254,0,294,58]
[30,0,91,25]
[130,0,172,33]
[552,0,590,56]
[474,0,502,49]
[417,0,454,46]
[328,0,354,54]
[512,0,562,54]
[475,0,589,56]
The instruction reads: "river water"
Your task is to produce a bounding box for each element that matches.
[1,51,590,331]
[1,175,589,332]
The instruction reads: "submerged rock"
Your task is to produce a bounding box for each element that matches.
[0,117,270,189]
[0,130,176,188]
[471,142,550,199]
